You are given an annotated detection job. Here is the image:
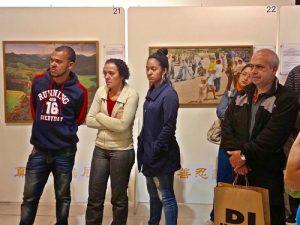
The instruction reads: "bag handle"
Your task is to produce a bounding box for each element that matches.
[233,174,249,187]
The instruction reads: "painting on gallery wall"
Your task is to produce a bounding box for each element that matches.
[149,45,253,107]
[3,41,99,123]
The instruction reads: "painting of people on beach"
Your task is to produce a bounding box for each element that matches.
[149,46,253,107]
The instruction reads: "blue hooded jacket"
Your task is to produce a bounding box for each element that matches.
[30,69,88,151]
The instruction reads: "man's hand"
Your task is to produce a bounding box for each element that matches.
[227,150,246,169]
[234,164,250,175]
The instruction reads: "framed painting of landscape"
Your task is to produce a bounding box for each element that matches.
[149,45,253,107]
[3,41,99,123]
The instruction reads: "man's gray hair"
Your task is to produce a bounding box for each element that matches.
[255,48,279,67]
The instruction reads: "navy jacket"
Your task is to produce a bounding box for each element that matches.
[137,81,181,177]
[30,69,88,151]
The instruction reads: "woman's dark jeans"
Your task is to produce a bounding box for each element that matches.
[20,147,76,225]
[85,147,135,225]
[146,173,178,225]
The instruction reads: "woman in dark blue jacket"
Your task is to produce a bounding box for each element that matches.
[137,48,181,225]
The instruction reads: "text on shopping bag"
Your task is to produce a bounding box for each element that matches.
[218,208,256,225]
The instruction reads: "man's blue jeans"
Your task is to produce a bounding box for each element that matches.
[20,147,76,225]
[85,147,135,225]
[146,173,178,225]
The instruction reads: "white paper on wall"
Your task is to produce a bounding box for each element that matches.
[104,44,125,62]
[280,44,300,75]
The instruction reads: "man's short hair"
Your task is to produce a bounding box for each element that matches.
[55,45,76,62]
[255,48,279,68]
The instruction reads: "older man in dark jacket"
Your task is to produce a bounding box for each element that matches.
[221,49,298,225]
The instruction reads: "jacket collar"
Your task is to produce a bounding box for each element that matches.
[244,77,279,98]
[146,81,169,101]
[100,83,130,103]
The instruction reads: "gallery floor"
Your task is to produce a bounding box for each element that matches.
[0,202,212,225]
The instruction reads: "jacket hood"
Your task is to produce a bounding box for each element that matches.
[45,68,79,87]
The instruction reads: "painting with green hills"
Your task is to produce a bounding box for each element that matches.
[3,41,99,123]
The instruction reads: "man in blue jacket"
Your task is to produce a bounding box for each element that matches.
[20,46,88,225]
[222,49,298,225]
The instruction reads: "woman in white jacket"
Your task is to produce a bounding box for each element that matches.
[85,58,139,225]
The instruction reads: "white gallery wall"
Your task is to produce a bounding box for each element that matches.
[279,6,300,55]
[0,7,125,202]
[128,6,278,203]
[0,4,299,206]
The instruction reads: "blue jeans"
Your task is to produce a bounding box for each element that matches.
[20,147,76,225]
[210,146,234,221]
[146,173,178,225]
[214,77,221,92]
[85,147,135,225]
